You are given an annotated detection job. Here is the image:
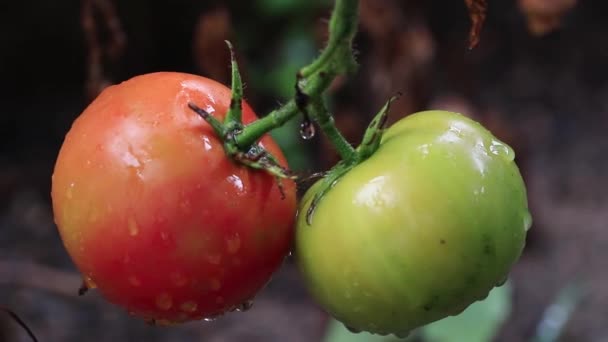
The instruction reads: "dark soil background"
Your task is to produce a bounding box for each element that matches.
[1,0,607,341]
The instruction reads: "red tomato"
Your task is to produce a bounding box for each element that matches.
[52,72,296,323]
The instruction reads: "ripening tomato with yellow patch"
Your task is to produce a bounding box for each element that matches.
[52,72,296,323]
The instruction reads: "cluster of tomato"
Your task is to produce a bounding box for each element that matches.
[51,72,531,336]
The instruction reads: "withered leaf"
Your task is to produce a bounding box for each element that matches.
[465,0,487,50]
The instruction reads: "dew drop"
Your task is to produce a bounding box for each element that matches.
[154,319,176,326]
[180,301,198,313]
[128,275,141,287]
[345,325,362,334]
[155,293,173,310]
[489,140,515,161]
[226,235,241,254]
[66,182,75,199]
[128,216,139,236]
[84,276,97,289]
[299,120,316,140]
[523,210,533,231]
[394,331,411,339]
[235,300,254,312]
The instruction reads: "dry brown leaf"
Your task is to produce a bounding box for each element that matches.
[518,0,577,36]
[465,0,487,49]
[193,7,233,85]
[81,0,126,100]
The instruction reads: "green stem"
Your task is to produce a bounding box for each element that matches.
[235,0,360,150]
[309,98,355,160]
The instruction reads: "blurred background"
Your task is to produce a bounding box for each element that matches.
[1,0,607,341]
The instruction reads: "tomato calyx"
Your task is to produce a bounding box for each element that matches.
[187,41,296,183]
[304,95,398,224]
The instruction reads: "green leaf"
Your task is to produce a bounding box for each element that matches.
[421,283,512,342]
[323,283,512,342]
[323,319,416,342]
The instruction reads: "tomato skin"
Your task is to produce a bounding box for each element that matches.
[52,72,296,322]
[296,111,531,336]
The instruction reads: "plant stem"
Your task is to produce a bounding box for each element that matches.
[309,98,355,160]
[235,0,360,153]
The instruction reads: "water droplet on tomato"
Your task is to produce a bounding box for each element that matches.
[227,175,244,194]
[345,325,362,334]
[226,235,241,254]
[523,210,533,231]
[180,301,198,313]
[154,319,176,326]
[203,317,216,322]
[299,120,316,140]
[128,276,141,287]
[66,182,75,199]
[394,331,410,339]
[496,275,508,287]
[84,276,97,289]
[128,216,139,236]
[235,300,254,312]
[156,293,173,310]
[202,136,213,151]
[489,140,515,161]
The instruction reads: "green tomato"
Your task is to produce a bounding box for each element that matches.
[295,110,531,337]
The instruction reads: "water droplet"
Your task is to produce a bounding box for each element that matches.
[394,331,411,339]
[489,140,515,161]
[171,272,188,287]
[156,293,173,310]
[128,276,141,287]
[203,317,216,322]
[227,175,244,193]
[299,120,316,140]
[226,235,241,254]
[128,216,139,236]
[66,182,75,199]
[202,136,212,151]
[160,231,169,241]
[180,301,198,313]
[345,325,362,334]
[84,276,97,289]
[523,211,533,231]
[154,319,176,326]
[235,300,254,312]
[210,278,221,291]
